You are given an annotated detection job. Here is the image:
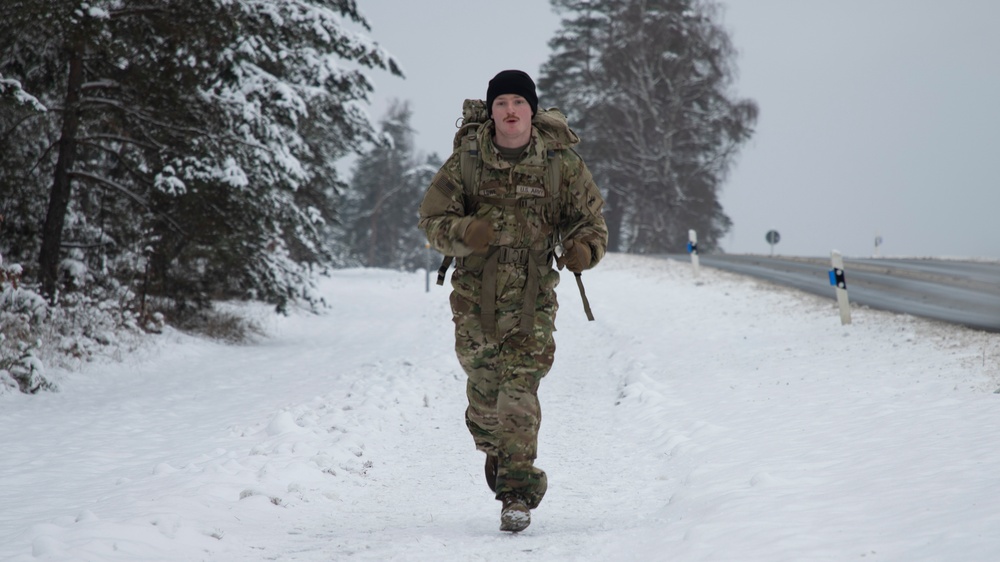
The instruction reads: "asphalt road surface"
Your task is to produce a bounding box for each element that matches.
[666,254,1000,333]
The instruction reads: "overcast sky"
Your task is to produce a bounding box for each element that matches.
[355,1,1000,259]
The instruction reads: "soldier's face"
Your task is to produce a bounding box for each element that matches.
[491,94,532,148]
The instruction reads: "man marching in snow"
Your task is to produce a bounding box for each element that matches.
[418,70,608,532]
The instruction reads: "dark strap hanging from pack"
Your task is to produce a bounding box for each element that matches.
[574,272,594,321]
[480,248,499,338]
[435,256,453,286]
[521,252,542,333]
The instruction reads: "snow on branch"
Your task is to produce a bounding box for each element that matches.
[0,74,46,112]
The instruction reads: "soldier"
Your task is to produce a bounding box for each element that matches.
[418,70,608,532]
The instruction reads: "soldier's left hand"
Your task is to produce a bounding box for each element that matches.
[558,239,591,273]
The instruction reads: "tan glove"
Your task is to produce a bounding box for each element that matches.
[462,219,494,254]
[558,238,591,273]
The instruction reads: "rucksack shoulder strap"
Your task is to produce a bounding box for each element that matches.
[459,131,480,195]
[545,149,562,199]
[438,129,480,286]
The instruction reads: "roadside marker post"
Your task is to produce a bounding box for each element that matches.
[829,250,852,325]
[687,229,700,277]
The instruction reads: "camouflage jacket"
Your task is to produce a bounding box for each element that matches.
[418,116,608,319]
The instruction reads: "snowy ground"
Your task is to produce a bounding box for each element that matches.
[2,254,999,561]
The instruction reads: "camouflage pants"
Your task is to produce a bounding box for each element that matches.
[450,288,557,509]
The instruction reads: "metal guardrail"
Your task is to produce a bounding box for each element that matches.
[666,254,1000,333]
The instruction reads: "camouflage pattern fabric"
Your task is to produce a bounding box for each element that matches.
[419,116,608,508]
[453,287,555,508]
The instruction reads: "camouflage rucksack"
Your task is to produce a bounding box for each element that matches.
[452,99,580,199]
[436,99,595,326]
[435,99,579,287]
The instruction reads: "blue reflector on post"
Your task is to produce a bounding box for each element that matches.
[829,268,846,289]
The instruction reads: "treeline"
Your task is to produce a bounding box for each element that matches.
[345,0,758,266]
[1,0,399,392]
[1,0,755,393]
[340,100,440,271]
[540,0,757,254]
[1,0,399,311]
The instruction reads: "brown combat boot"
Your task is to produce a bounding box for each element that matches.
[485,454,498,492]
[499,494,531,532]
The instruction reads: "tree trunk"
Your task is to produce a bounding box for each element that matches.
[38,40,84,298]
[366,179,384,268]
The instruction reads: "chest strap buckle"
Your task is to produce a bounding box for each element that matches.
[497,246,529,265]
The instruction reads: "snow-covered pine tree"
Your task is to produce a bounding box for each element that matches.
[343,100,438,271]
[0,0,401,315]
[539,0,757,254]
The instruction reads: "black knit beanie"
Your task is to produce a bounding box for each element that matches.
[486,70,538,118]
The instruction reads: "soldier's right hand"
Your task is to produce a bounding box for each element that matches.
[463,219,494,254]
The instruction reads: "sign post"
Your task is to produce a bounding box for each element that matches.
[765,230,780,256]
[829,250,852,325]
[687,229,700,277]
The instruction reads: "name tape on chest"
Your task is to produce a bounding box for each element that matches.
[479,185,546,198]
[515,185,546,197]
